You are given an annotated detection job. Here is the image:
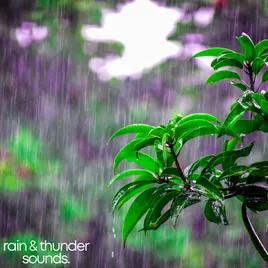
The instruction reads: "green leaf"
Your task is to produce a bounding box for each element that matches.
[130,152,161,174]
[230,119,261,134]
[113,138,142,172]
[220,101,248,135]
[162,133,170,166]
[217,52,245,63]
[203,142,254,172]
[169,114,183,125]
[192,47,233,58]
[260,123,268,132]
[196,177,223,200]
[179,125,219,145]
[122,187,156,246]
[213,58,243,70]
[251,93,264,107]
[143,210,171,231]
[175,119,218,140]
[264,91,268,101]
[143,191,177,231]
[154,141,165,167]
[230,81,248,91]
[134,174,158,182]
[237,33,255,61]
[134,137,160,152]
[218,165,252,181]
[204,200,228,225]
[262,70,268,83]
[109,169,155,186]
[110,124,154,140]
[160,167,181,178]
[112,181,156,210]
[154,141,174,168]
[207,70,240,85]
[188,155,215,177]
[148,126,166,138]
[179,113,220,125]
[247,202,268,212]
[249,163,268,181]
[171,194,200,225]
[250,161,268,168]
[260,99,268,114]
[223,142,255,169]
[252,58,265,74]
[223,137,241,151]
[255,39,268,56]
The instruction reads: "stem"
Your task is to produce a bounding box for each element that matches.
[169,143,186,183]
[241,203,268,263]
[247,64,255,92]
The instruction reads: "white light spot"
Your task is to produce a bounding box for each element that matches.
[81,0,183,80]
[15,22,48,47]
[193,7,215,27]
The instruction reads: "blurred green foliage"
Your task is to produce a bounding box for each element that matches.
[59,196,89,224]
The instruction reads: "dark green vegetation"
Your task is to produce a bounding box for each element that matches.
[110,33,268,262]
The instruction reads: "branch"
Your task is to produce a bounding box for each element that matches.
[168,143,187,183]
[241,203,268,263]
[247,64,255,92]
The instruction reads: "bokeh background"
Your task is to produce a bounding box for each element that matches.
[0,0,267,267]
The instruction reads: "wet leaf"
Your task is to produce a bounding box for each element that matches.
[192,47,233,58]
[252,58,264,74]
[204,200,228,225]
[230,119,261,134]
[188,155,215,177]
[230,81,248,91]
[223,137,241,151]
[213,58,243,70]
[131,152,161,174]
[255,39,268,56]
[237,33,255,61]
[143,191,177,231]
[148,126,166,138]
[171,194,200,225]
[112,181,156,210]
[260,99,268,114]
[175,119,218,140]
[178,113,220,125]
[113,138,142,172]
[216,51,245,63]
[122,188,156,246]
[207,70,240,85]
[162,133,170,166]
[196,177,223,200]
[160,167,181,178]
[262,71,268,83]
[109,169,155,186]
[220,101,248,135]
[179,125,219,145]
[203,142,254,172]
[110,124,154,140]
[134,137,160,152]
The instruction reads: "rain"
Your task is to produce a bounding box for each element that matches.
[0,0,267,267]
